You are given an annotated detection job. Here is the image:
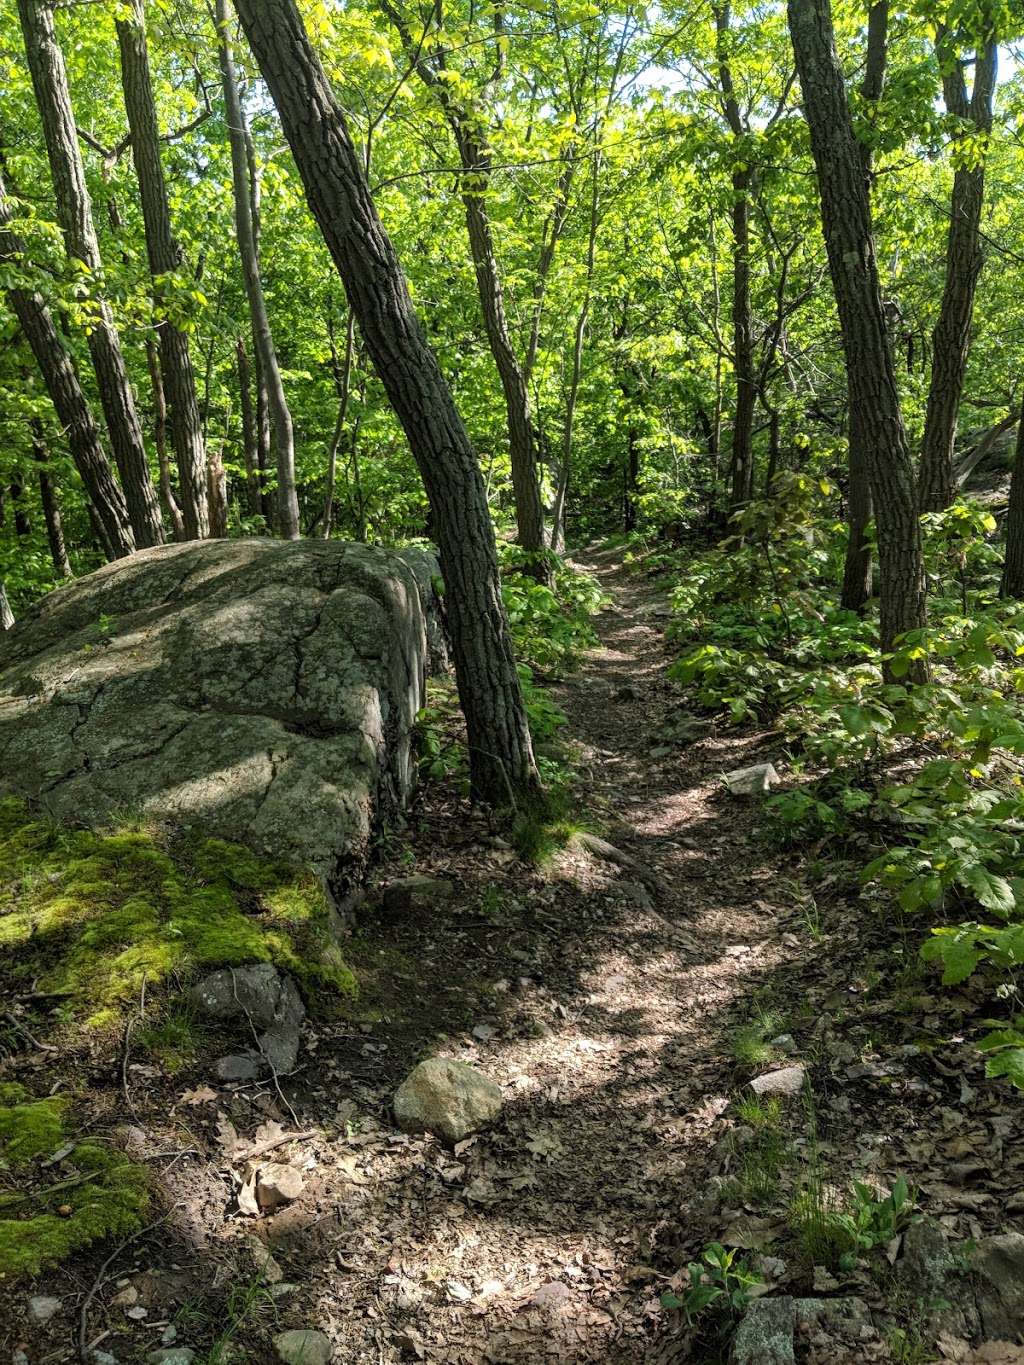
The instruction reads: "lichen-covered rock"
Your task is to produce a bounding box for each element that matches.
[731,1297,879,1365]
[0,540,431,886]
[393,1057,503,1144]
[396,545,449,674]
[973,1233,1024,1341]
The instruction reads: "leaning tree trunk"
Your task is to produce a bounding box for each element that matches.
[232,0,541,808]
[18,0,163,549]
[788,0,926,670]
[840,0,888,611]
[117,0,209,540]
[0,171,134,558]
[455,125,548,563]
[1001,400,1024,599]
[215,0,300,541]
[918,37,998,514]
[30,419,71,577]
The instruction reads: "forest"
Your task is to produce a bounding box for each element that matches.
[3,0,1024,1360]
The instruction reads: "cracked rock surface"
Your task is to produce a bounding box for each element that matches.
[0,540,431,879]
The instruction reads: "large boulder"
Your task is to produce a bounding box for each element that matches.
[0,540,434,889]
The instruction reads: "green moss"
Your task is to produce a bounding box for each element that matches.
[0,1084,149,1277]
[0,1085,66,1164]
[0,798,355,1025]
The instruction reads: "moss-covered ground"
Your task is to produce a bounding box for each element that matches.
[0,1083,149,1276]
[0,797,355,1030]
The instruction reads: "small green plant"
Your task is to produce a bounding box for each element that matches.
[728,1007,785,1069]
[790,1176,917,1270]
[734,1095,782,1127]
[660,1242,762,1322]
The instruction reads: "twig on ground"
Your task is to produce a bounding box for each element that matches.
[231,1129,318,1165]
[120,973,147,1119]
[228,966,301,1128]
[3,1009,57,1052]
[77,1211,172,1362]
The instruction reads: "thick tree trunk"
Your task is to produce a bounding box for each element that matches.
[918,38,998,513]
[232,0,540,807]
[788,0,925,668]
[10,470,30,537]
[145,336,186,539]
[0,584,14,631]
[0,172,134,558]
[235,336,263,518]
[30,420,71,577]
[1001,402,1024,599]
[18,0,163,549]
[117,0,209,540]
[840,0,887,610]
[215,0,300,540]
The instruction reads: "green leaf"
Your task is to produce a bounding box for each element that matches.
[956,863,1016,914]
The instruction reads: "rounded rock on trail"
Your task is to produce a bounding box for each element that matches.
[273,1328,333,1365]
[393,1057,503,1144]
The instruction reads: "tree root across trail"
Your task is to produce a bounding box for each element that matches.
[6,548,1022,1365]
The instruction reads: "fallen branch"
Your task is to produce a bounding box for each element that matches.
[2,1010,56,1052]
[231,1129,318,1166]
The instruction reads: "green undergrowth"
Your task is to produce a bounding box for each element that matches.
[0,1083,149,1277]
[663,488,1024,1091]
[0,797,355,1029]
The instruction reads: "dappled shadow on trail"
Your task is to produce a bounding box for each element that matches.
[0,545,831,1365]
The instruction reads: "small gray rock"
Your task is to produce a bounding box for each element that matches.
[256,1162,305,1211]
[273,1328,332,1365]
[724,763,780,797]
[189,964,304,1036]
[382,876,454,916]
[215,1052,263,1082]
[147,1350,196,1365]
[259,1026,300,1074]
[393,1057,502,1144]
[28,1294,62,1324]
[749,1064,805,1097]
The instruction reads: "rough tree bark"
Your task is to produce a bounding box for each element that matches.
[0,171,134,558]
[145,336,186,540]
[1001,400,1024,599]
[30,419,71,577]
[232,0,541,807]
[117,0,209,540]
[0,584,14,631]
[840,0,888,612]
[918,35,998,513]
[18,0,163,548]
[235,336,263,518]
[788,0,926,668]
[215,0,300,540]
